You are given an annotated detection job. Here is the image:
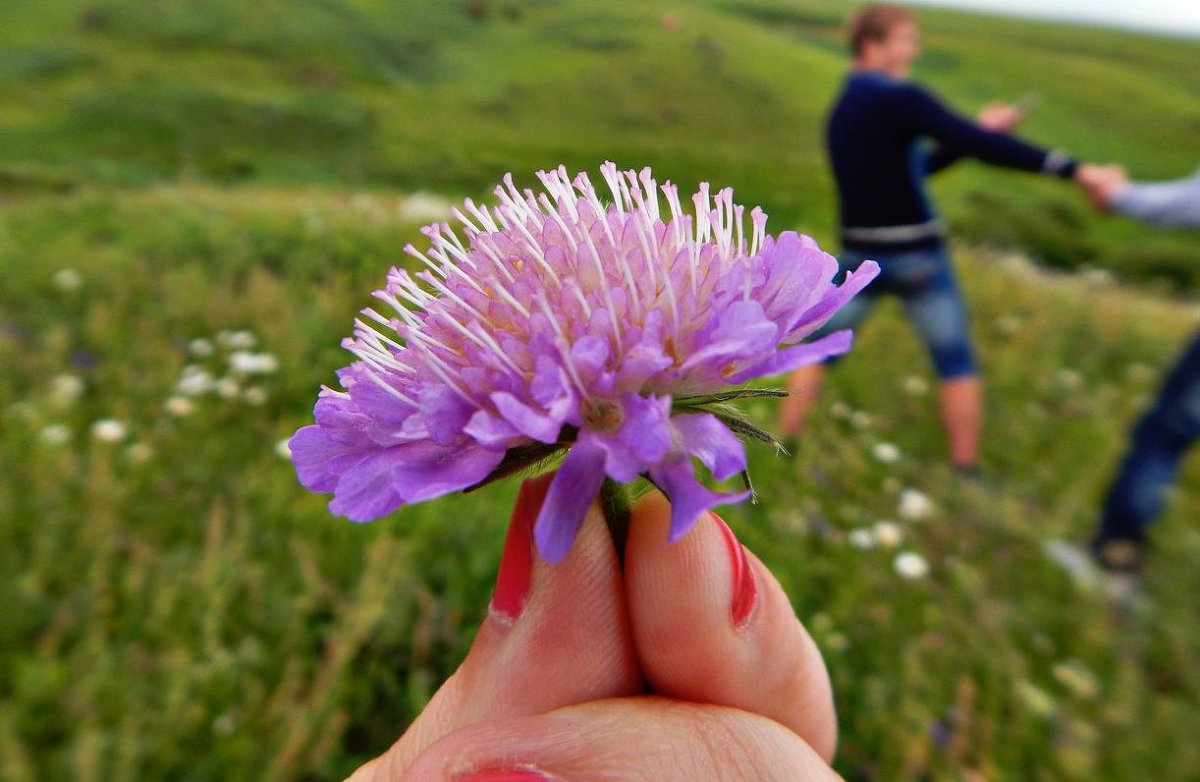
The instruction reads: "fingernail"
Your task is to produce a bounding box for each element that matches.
[454,769,552,782]
[490,475,551,623]
[713,512,757,626]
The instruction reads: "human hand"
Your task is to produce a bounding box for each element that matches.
[1076,163,1129,210]
[976,101,1024,133]
[347,473,838,781]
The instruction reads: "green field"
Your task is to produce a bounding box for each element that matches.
[2,1,1199,779]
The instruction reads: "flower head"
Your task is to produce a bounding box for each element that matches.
[39,423,72,446]
[290,164,877,561]
[49,374,85,410]
[871,441,901,464]
[872,519,903,548]
[897,488,934,521]
[53,268,83,292]
[893,550,930,580]
[91,419,127,443]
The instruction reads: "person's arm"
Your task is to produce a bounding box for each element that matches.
[924,102,1027,175]
[897,84,1076,179]
[924,143,966,175]
[1110,172,1200,229]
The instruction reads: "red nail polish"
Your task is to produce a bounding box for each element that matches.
[490,475,551,622]
[454,769,551,782]
[713,512,757,626]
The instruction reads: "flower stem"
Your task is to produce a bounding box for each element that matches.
[598,478,632,565]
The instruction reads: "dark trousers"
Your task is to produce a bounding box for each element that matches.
[1099,330,1200,541]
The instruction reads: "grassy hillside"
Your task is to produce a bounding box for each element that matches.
[2,1,1200,780]
[1,0,1199,280]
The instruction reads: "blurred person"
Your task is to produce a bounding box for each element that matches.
[345,474,839,781]
[1076,164,1200,572]
[778,3,1086,474]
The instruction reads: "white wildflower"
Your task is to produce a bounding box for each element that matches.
[847,528,875,550]
[849,410,873,430]
[1055,368,1084,392]
[38,424,72,446]
[228,351,279,375]
[217,330,257,350]
[872,442,901,464]
[897,488,934,521]
[275,438,293,460]
[188,338,215,358]
[893,551,929,580]
[873,520,903,548]
[49,374,85,409]
[125,442,155,464]
[177,368,214,397]
[902,375,929,396]
[91,419,127,443]
[165,396,195,417]
[52,268,82,292]
[242,386,268,406]
[215,377,240,399]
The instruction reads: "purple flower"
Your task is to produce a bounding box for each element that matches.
[291,164,878,562]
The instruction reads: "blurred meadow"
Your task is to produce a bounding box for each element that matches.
[2,0,1199,779]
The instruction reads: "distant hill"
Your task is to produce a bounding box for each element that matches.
[1,0,1198,283]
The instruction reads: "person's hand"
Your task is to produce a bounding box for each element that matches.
[1076,163,1129,211]
[976,101,1024,133]
[347,474,839,781]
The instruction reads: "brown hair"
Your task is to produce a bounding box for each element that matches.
[847,4,915,56]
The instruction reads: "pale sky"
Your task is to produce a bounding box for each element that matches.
[906,0,1200,38]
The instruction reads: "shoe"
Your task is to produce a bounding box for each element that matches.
[1044,539,1096,581]
[1089,535,1146,575]
[954,464,982,481]
[1044,538,1143,608]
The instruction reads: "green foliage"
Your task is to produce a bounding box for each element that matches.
[1,1,1199,780]
[944,188,1102,269]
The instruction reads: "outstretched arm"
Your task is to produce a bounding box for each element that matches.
[1111,172,1200,229]
[899,85,1075,179]
[924,101,1028,175]
[1080,165,1200,229]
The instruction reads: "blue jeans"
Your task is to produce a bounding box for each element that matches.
[1099,330,1200,542]
[817,244,977,379]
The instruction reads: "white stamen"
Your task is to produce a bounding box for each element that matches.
[358,367,418,406]
[662,182,686,247]
[734,204,745,256]
[750,207,767,257]
[572,210,624,353]
[574,169,643,321]
[536,193,580,254]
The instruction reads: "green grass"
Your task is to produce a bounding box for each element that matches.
[1,0,1198,279]
[2,1,1200,780]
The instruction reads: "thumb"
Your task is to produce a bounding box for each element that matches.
[625,494,838,761]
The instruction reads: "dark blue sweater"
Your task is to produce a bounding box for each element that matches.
[827,71,1077,252]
